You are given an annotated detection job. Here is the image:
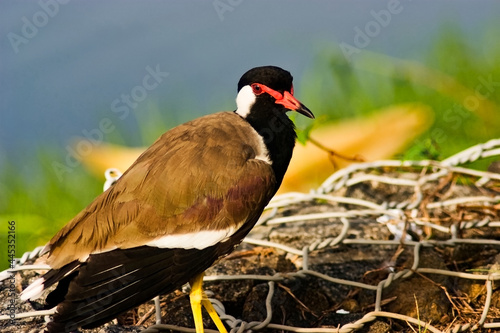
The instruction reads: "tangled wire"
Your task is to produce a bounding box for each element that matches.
[1,139,500,333]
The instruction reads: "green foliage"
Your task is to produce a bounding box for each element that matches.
[401,138,442,161]
[0,151,102,270]
[290,113,327,145]
[301,28,500,161]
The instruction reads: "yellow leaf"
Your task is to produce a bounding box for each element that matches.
[279,103,433,193]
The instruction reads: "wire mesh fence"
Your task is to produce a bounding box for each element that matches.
[1,139,500,332]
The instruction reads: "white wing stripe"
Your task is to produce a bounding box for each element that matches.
[144,227,237,249]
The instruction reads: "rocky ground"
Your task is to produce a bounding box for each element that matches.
[1,163,500,333]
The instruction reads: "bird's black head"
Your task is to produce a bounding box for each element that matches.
[237,66,293,93]
[235,66,314,120]
[234,66,314,189]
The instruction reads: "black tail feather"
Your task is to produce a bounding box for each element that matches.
[45,245,223,332]
[42,260,81,291]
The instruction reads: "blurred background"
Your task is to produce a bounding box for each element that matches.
[1,0,500,270]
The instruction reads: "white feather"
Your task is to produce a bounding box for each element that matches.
[21,261,80,301]
[250,126,272,165]
[20,277,45,301]
[234,85,272,165]
[235,85,256,118]
[144,228,237,250]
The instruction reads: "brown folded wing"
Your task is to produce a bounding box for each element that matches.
[45,112,276,269]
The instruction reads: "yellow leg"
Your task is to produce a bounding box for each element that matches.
[189,273,205,333]
[189,272,228,333]
[201,294,228,333]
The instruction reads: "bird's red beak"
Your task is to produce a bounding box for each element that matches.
[275,91,314,119]
[257,83,314,119]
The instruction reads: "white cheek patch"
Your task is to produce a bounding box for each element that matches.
[235,85,256,118]
[234,85,272,165]
[144,227,237,250]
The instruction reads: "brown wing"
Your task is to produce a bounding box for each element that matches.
[46,112,276,268]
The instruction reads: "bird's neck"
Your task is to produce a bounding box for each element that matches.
[241,110,296,190]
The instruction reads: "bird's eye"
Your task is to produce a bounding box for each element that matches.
[251,83,263,95]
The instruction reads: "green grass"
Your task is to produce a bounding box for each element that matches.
[0,151,103,270]
[1,29,500,271]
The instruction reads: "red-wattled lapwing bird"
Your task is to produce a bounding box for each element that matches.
[20,66,314,333]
